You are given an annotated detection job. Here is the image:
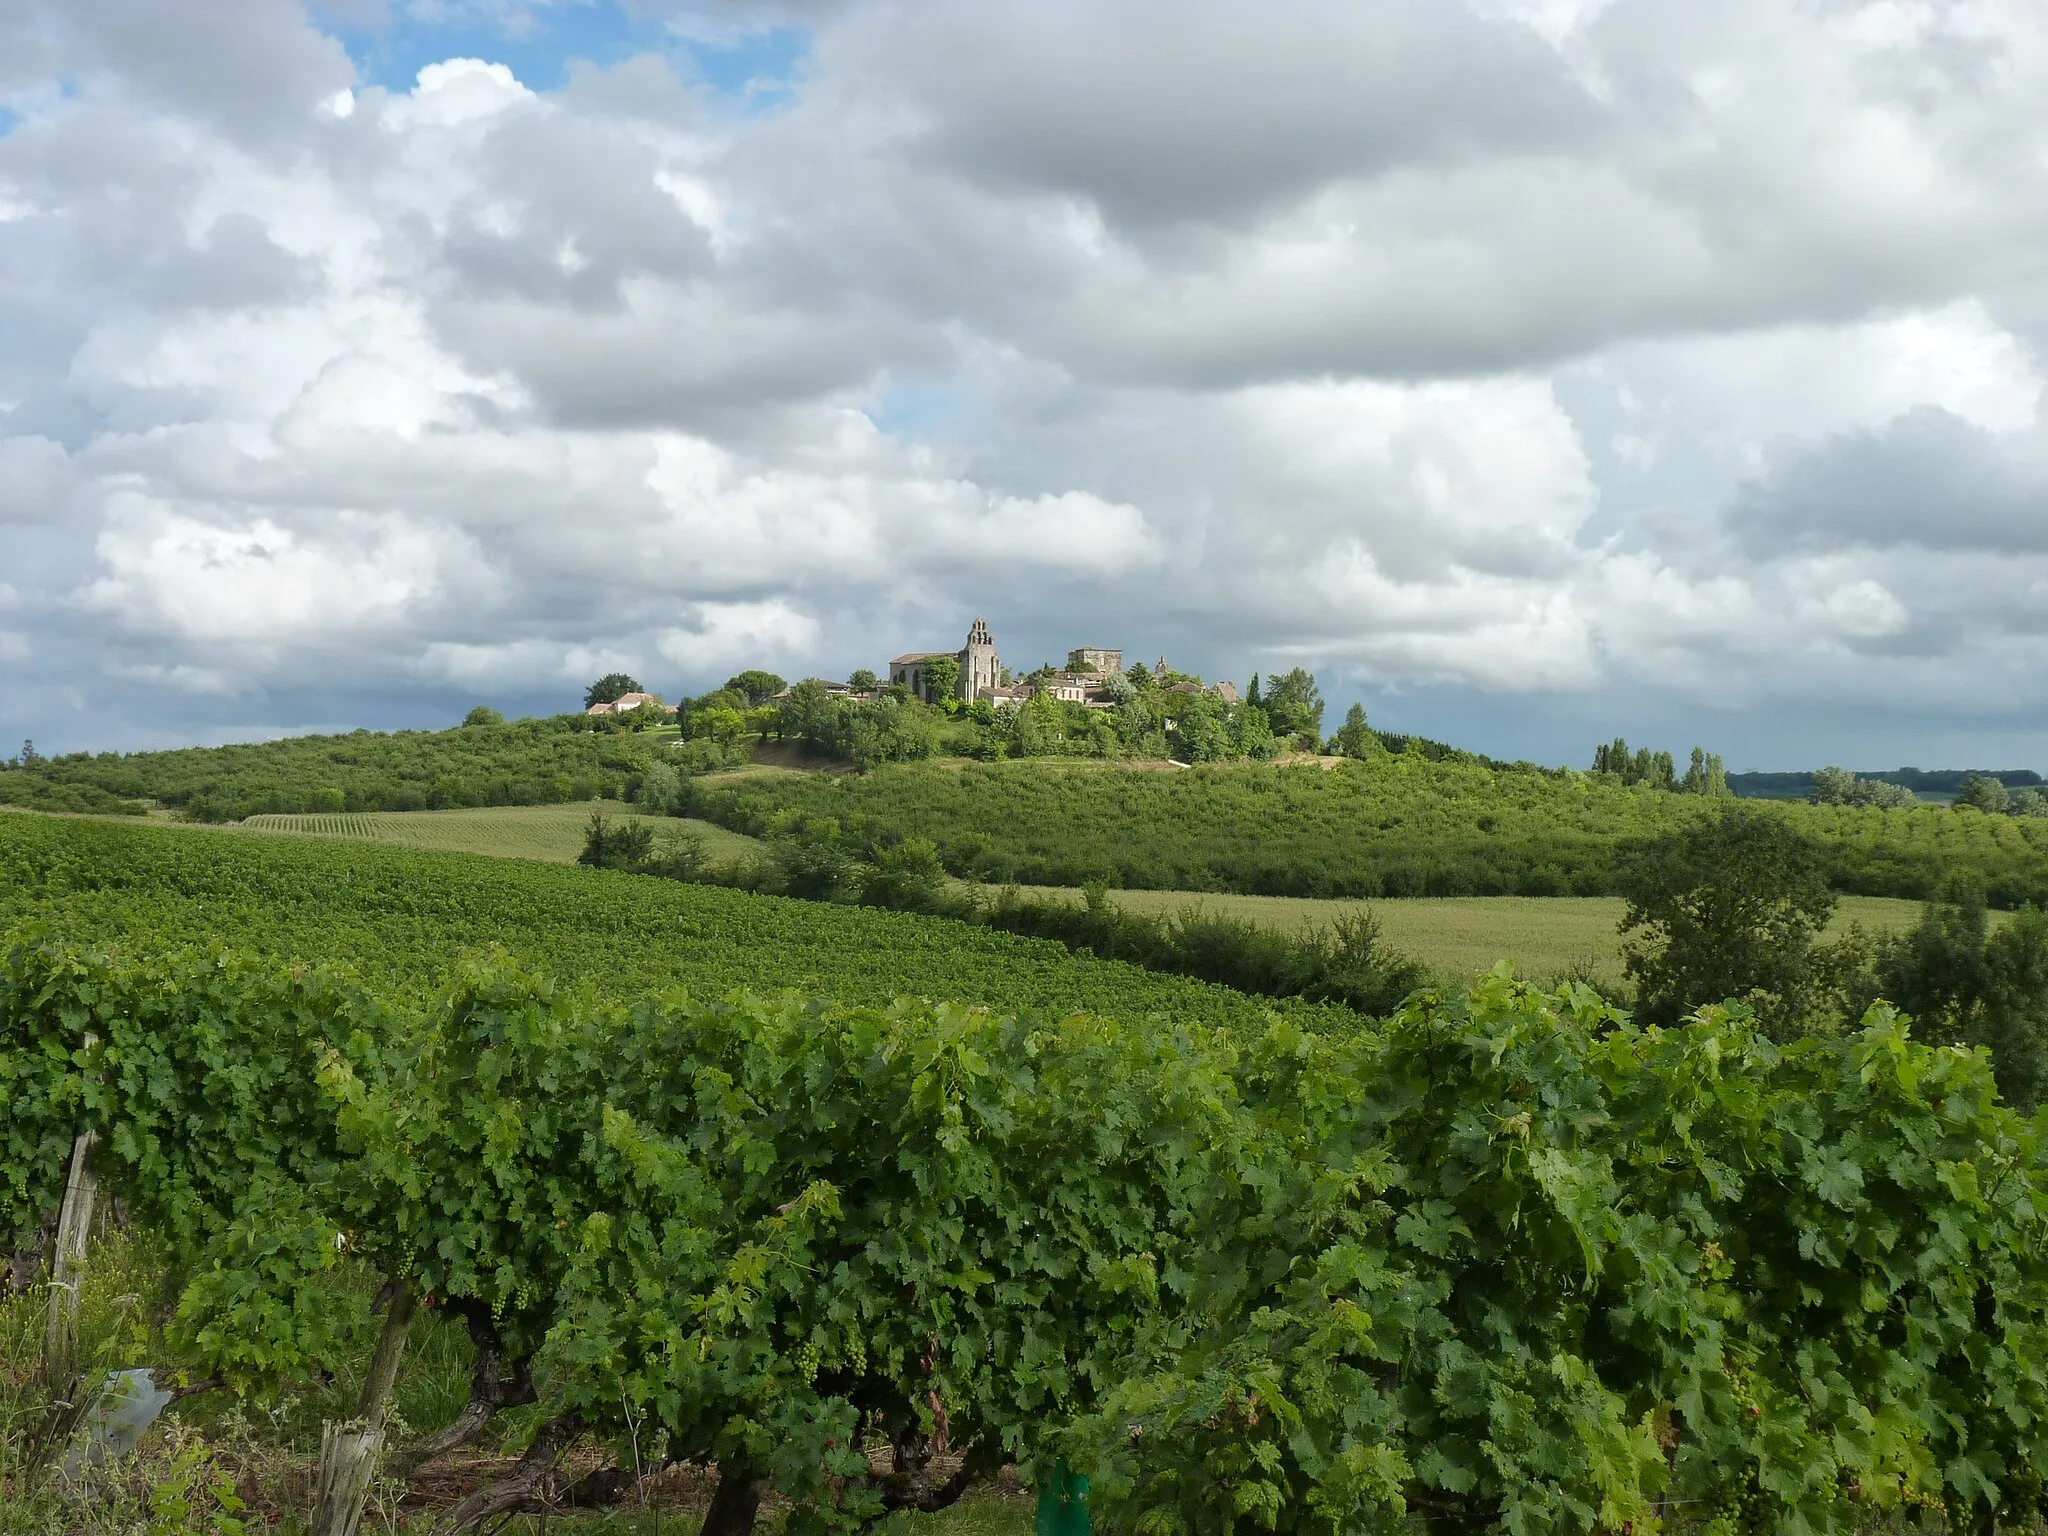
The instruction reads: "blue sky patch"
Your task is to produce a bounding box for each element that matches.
[323,2,807,108]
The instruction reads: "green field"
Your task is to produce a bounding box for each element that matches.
[1016,887,1965,988]
[0,812,1350,1033]
[240,800,757,864]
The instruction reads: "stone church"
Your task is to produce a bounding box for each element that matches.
[890,617,1003,704]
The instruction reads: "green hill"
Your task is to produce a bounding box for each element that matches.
[0,714,664,821]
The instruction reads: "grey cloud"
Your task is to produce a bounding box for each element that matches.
[1730,409,2048,557]
[134,213,324,310]
[28,0,354,142]
[429,108,715,310]
[854,0,1598,230]
[0,436,76,521]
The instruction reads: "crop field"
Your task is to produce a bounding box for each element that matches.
[238,800,757,864]
[0,813,1350,1033]
[1011,887,1969,987]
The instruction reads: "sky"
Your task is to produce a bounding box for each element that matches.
[5,0,2048,770]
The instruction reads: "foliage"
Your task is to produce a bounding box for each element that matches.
[922,654,962,708]
[577,811,656,870]
[13,929,2048,1536]
[1592,737,1675,790]
[978,885,1428,1019]
[1331,703,1374,760]
[0,715,659,821]
[1862,886,2048,1109]
[1259,667,1325,743]
[1959,773,2012,815]
[584,673,643,709]
[775,685,945,769]
[725,671,789,706]
[1620,807,1836,1029]
[1072,973,2048,1536]
[848,668,879,692]
[1811,765,1918,809]
[687,756,2048,904]
[1680,746,1730,797]
[462,706,504,727]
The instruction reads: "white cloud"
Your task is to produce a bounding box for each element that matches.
[387,59,536,129]
[84,498,483,645]
[657,600,823,672]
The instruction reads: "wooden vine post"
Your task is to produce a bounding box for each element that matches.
[39,1127,101,1408]
[310,1279,416,1536]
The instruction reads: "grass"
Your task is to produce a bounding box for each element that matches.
[238,802,759,866]
[1010,888,1968,988]
[0,1232,1034,1535]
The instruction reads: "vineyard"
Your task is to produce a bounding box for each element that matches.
[5,923,2048,1534]
[0,812,1349,1034]
[691,755,2048,904]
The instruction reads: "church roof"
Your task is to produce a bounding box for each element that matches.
[890,651,951,666]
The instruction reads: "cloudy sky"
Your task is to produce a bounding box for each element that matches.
[6,0,2048,770]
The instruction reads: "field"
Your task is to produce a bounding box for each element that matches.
[691,755,2048,905]
[1019,887,1968,988]
[0,812,1351,1034]
[240,801,758,864]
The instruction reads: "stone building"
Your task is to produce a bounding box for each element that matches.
[891,617,1003,704]
[1066,646,1123,676]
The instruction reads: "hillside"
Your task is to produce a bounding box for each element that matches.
[690,754,2048,905]
[0,812,1350,1035]
[0,714,665,821]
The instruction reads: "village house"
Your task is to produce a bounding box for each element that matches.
[586,691,669,717]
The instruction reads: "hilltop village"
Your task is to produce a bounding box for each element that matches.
[883,618,1240,708]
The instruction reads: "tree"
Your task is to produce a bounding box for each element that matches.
[1261,668,1324,741]
[1957,774,2011,814]
[1869,886,2048,1109]
[696,705,749,747]
[1620,806,1835,1031]
[463,706,504,727]
[1809,764,1858,804]
[847,669,879,692]
[920,655,961,709]
[723,671,787,706]
[584,673,641,709]
[1332,703,1374,759]
[1593,737,1676,790]
[1679,745,1727,796]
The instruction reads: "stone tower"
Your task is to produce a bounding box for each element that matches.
[959,617,1000,701]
